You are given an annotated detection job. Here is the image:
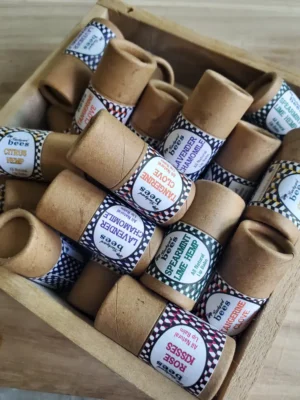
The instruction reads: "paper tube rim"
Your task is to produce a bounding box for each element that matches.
[236,120,280,141]
[152,56,175,85]
[149,79,188,104]
[0,209,61,276]
[241,219,295,261]
[246,72,284,113]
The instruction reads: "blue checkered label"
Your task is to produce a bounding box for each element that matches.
[79,194,156,274]
[0,183,5,213]
[245,81,300,139]
[127,122,161,150]
[31,236,86,291]
[0,127,49,180]
[146,221,222,301]
[160,112,225,181]
[64,20,116,71]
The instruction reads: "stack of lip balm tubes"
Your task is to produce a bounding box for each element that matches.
[1,17,300,400]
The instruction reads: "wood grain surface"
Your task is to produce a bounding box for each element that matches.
[0,1,300,400]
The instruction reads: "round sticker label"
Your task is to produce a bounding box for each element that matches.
[278,174,300,220]
[150,325,206,387]
[67,25,106,56]
[132,156,183,212]
[93,204,145,260]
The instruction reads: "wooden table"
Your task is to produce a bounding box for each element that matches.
[0,1,300,399]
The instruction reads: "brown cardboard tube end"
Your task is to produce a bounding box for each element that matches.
[4,180,48,213]
[246,72,284,113]
[94,276,166,356]
[0,209,61,278]
[68,260,120,318]
[152,56,175,85]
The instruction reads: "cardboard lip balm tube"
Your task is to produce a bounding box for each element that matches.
[141,180,245,310]
[95,276,236,400]
[3,180,48,213]
[46,106,73,133]
[203,121,281,201]
[194,220,295,336]
[245,72,300,139]
[68,110,196,226]
[67,259,120,318]
[39,18,124,113]
[128,79,188,150]
[0,127,81,182]
[36,170,163,276]
[71,39,157,133]
[0,209,86,291]
[246,128,300,243]
[160,70,254,181]
[152,55,175,85]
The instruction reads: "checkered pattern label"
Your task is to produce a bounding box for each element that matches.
[204,162,257,201]
[245,82,300,138]
[114,146,193,225]
[91,253,123,275]
[127,122,161,150]
[73,82,135,133]
[64,20,116,71]
[0,183,5,213]
[79,194,155,274]
[139,303,226,396]
[193,272,267,336]
[160,112,225,181]
[31,236,86,291]
[146,222,222,301]
[0,127,49,180]
[249,160,300,230]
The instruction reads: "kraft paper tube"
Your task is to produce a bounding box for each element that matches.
[39,18,124,113]
[152,56,175,85]
[47,106,73,133]
[68,260,120,318]
[0,127,80,182]
[72,39,157,133]
[160,70,254,181]
[128,80,187,149]
[245,128,300,243]
[141,180,245,310]
[194,220,295,336]
[0,209,86,291]
[204,121,281,201]
[95,276,236,400]
[245,72,300,138]
[3,180,48,212]
[68,110,196,226]
[36,170,163,276]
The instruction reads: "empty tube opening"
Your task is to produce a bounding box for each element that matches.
[0,217,31,258]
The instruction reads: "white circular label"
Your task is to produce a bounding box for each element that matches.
[266,90,300,135]
[205,293,261,336]
[93,205,145,259]
[0,131,35,178]
[132,156,183,212]
[278,173,300,221]
[155,231,210,284]
[67,25,106,56]
[150,325,206,387]
[163,129,212,174]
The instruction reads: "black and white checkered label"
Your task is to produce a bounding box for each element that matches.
[114,146,193,225]
[64,20,116,71]
[160,112,225,181]
[204,162,257,201]
[139,303,226,396]
[0,183,5,213]
[146,222,222,301]
[79,194,155,274]
[127,123,161,150]
[249,160,300,229]
[31,236,86,291]
[0,127,49,180]
[245,82,300,138]
[73,82,134,133]
[193,272,267,336]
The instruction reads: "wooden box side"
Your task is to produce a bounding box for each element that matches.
[0,1,299,400]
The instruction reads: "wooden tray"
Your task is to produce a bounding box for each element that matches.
[0,1,300,399]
